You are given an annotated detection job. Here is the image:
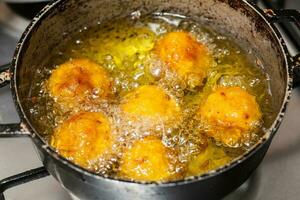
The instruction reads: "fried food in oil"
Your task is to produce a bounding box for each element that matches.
[187,143,232,176]
[91,27,155,67]
[118,136,175,181]
[155,31,213,88]
[199,87,262,147]
[47,58,112,109]
[50,112,113,170]
[120,85,180,123]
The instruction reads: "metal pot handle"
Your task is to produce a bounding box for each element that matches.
[0,123,31,137]
[0,63,10,88]
[264,9,300,86]
[0,64,49,197]
[0,63,30,137]
[0,167,49,196]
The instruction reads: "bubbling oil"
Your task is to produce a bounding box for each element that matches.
[27,12,272,181]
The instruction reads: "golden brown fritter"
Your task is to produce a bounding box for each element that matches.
[187,143,232,176]
[155,31,213,88]
[50,112,113,170]
[120,85,181,124]
[199,87,262,147]
[47,58,112,109]
[118,136,174,181]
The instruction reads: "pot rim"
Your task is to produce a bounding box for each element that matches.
[10,0,293,187]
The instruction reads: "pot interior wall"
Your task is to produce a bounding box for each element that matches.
[15,0,287,137]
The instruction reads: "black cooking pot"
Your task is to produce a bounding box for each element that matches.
[0,0,299,199]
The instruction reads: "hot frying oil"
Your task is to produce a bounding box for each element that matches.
[28,13,272,180]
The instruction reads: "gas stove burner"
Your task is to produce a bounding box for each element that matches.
[261,0,285,9]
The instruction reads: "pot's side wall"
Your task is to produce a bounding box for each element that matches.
[33,137,271,200]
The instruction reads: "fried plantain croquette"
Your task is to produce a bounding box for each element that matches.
[50,112,113,170]
[199,87,262,147]
[155,31,213,88]
[118,136,175,181]
[47,58,112,110]
[120,85,181,124]
[187,142,232,176]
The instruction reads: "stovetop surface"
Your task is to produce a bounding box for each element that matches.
[0,1,300,199]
